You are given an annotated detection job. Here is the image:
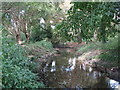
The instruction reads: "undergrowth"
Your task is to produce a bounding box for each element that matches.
[77,36,119,64]
[25,40,55,59]
[2,36,44,88]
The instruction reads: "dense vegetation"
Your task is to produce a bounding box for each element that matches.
[1,1,120,88]
[77,36,119,68]
[60,2,120,43]
[1,29,45,88]
[1,2,62,88]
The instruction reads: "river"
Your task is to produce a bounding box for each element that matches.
[43,48,119,89]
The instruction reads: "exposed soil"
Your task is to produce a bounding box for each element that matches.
[73,43,120,82]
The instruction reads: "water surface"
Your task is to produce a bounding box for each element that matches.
[44,48,119,89]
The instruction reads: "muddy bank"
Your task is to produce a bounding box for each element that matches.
[76,49,120,82]
[54,43,120,82]
[38,50,56,62]
[41,46,119,88]
[33,43,119,87]
[39,43,119,83]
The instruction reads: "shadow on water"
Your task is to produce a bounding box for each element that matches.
[43,48,119,89]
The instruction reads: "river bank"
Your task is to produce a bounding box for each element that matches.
[41,45,119,88]
[74,41,120,82]
[24,41,119,87]
[46,41,120,82]
[76,49,119,82]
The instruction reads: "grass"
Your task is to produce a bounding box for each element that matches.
[77,36,119,68]
[77,41,102,53]
[24,40,55,59]
[98,36,119,62]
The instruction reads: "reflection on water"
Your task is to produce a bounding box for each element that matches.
[44,48,120,88]
[89,67,93,72]
[51,61,56,72]
[108,79,119,88]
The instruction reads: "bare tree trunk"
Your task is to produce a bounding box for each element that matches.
[23,22,30,43]
[14,21,22,44]
[16,33,22,44]
[26,32,30,43]
[10,9,22,44]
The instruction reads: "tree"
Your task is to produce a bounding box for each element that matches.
[2,2,34,44]
[2,2,62,44]
[61,2,120,43]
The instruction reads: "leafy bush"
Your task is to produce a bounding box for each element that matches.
[51,24,69,46]
[25,40,54,59]
[2,36,44,88]
[30,26,47,42]
[77,36,119,52]
[77,36,119,63]
[35,40,53,49]
[20,32,26,42]
[101,36,119,50]
[77,41,101,53]
[98,51,118,61]
[99,36,119,62]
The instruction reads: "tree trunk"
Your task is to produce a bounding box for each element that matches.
[14,29,22,44]
[100,17,106,43]
[16,33,22,44]
[25,32,30,43]
[24,22,30,43]
[77,32,82,43]
[14,22,22,44]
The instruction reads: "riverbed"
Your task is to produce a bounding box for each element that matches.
[43,48,119,89]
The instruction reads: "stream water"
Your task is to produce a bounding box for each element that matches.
[43,48,119,89]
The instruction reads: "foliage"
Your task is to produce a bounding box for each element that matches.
[25,40,54,59]
[30,22,53,42]
[77,42,101,53]
[2,36,44,88]
[61,2,120,43]
[98,36,119,62]
[77,35,119,63]
[2,2,63,44]
[0,26,2,88]
[101,36,119,50]
[37,40,53,49]
[51,23,69,45]
[31,25,47,42]
[29,40,53,50]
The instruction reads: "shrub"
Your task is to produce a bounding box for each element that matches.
[30,26,47,42]
[35,40,53,49]
[99,36,119,62]
[25,40,54,59]
[2,36,44,88]
[77,36,119,63]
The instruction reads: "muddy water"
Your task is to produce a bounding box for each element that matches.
[44,48,119,88]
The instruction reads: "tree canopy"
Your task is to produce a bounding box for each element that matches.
[2,2,63,44]
[60,2,120,43]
